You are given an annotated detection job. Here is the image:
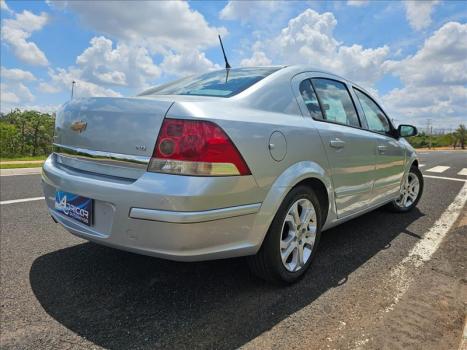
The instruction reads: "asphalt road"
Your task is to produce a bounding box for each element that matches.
[1,151,466,350]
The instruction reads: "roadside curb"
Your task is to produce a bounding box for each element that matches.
[0,160,45,165]
[0,168,42,176]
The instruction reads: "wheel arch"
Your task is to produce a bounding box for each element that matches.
[249,161,335,253]
[291,177,329,227]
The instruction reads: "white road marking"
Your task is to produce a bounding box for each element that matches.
[419,164,425,167]
[0,197,45,205]
[385,180,467,312]
[425,165,450,173]
[458,168,467,176]
[349,181,467,349]
[424,175,466,182]
[0,168,42,177]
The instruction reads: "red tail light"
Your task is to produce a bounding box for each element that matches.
[148,118,251,176]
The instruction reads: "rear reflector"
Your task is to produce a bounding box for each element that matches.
[148,118,251,176]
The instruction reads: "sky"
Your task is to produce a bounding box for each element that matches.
[1,0,466,130]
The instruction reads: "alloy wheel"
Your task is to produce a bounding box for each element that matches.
[395,172,420,208]
[280,198,317,272]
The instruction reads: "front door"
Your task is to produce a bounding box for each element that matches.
[353,89,405,204]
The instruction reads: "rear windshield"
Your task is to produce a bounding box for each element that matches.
[139,67,282,98]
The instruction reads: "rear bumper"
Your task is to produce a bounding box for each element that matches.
[42,155,264,261]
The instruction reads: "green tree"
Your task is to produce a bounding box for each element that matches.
[0,123,20,157]
[455,124,466,149]
[0,109,55,157]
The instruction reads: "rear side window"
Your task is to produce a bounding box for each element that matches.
[312,79,360,128]
[139,67,281,98]
[299,80,324,120]
[354,89,390,133]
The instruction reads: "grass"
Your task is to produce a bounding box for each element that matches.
[0,162,44,169]
[0,155,48,162]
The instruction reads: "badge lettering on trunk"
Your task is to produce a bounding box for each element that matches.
[70,120,87,133]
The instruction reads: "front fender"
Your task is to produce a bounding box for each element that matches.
[401,145,419,187]
[248,160,335,252]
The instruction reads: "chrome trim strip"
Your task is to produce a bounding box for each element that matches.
[129,203,261,223]
[53,144,150,169]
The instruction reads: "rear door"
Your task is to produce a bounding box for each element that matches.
[297,76,377,218]
[352,88,405,204]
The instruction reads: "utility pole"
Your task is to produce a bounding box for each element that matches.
[427,119,432,149]
[71,80,76,100]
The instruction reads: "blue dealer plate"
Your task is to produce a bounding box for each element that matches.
[55,191,93,226]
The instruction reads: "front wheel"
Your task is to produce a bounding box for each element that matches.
[248,186,322,284]
[387,166,424,212]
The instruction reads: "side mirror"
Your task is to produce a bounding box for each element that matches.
[398,124,417,138]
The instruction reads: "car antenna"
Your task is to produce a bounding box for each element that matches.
[218,35,231,69]
[218,35,231,83]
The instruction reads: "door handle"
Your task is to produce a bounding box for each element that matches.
[329,138,345,149]
[377,145,388,154]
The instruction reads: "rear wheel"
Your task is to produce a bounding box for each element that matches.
[387,166,423,212]
[248,186,322,284]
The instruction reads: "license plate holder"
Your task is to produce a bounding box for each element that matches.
[55,191,93,226]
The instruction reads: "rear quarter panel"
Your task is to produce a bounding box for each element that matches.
[167,99,334,249]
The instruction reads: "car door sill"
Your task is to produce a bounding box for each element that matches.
[323,198,395,231]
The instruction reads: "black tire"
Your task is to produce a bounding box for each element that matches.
[386,165,424,213]
[248,185,322,284]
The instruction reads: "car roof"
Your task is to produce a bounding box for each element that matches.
[273,65,373,97]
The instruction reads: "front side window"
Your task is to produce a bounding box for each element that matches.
[354,89,390,134]
[312,79,360,128]
[299,80,323,120]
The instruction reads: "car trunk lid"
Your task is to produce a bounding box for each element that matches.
[53,97,173,179]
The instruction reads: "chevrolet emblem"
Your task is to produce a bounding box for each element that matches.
[70,120,87,133]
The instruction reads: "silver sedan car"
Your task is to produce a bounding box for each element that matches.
[42,66,423,283]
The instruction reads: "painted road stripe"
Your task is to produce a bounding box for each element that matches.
[0,197,45,205]
[425,166,450,173]
[424,175,467,182]
[419,164,425,167]
[458,168,467,176]
[385,180,467,312]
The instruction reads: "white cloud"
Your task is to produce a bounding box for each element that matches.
[50,1,227,54]
[48,67,122,98]
[243,9,389,86]
[76,36,160,88]
[37,35,161,97]
[404,0,440,31]
[382,22,467,128]
[1,65,36,110]
[1,10,49,66]
[1,86,20,104]
[1,66,36,81]
[383,85,467,128]
[240,51,272,67]
[0,102,61,114]
[38,82,60,94]
[160,50,219,77]
[43,1,225,93]
[383,22,467,87]
[220,1,284,24]
[1,81,35,104]
[347,0,369,7]
[1,0,12,13]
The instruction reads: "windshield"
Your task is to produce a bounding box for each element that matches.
[139,67,282,98]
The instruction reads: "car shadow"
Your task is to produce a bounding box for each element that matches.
[30,207,423,349]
